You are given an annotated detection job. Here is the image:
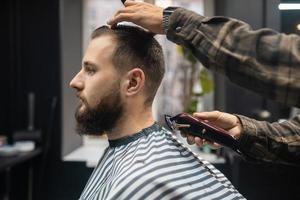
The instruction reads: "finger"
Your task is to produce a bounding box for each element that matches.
[124,0,153,7]
[206,142,222,150]
[187,135,195,145]
[212,142,222,149]
[113,7,136,18]
[107,13,136,26]
[109,7,136,24]
[193,111,221,121]
[202,139,208,145]
[124,0,139,6]
[202,139,215,146]
[108,5,138,25]
[194,137,204,147]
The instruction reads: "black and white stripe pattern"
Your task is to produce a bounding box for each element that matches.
[79,123,245,200]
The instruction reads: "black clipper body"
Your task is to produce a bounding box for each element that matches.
[165,113,241,154]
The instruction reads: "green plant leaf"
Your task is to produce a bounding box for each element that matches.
[199,69,214,94]
[187,99,198,114]
[177,45,197,65]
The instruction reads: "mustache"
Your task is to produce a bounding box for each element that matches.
[75,92,82,99]
[76,93,86,103]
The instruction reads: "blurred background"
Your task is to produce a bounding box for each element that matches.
[0,0,300,199]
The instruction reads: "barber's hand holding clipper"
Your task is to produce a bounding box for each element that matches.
[183,111,242,149]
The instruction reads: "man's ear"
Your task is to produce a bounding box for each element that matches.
[123,68,145,97]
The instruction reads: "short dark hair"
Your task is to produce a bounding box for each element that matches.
[91,25,165,106]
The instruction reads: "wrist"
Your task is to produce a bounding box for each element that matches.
[233,115,243,140]
[162,7,179,34]
[235,120,242,139]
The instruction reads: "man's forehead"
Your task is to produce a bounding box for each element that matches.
[83,35,117,63]
[89,35,116,52]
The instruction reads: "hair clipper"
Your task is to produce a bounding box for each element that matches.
[165,113,241,154]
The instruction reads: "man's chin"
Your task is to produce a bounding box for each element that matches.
[76,123,107,136]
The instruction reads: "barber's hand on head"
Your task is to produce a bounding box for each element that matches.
[107,0,164,34]
[181,111,243,149]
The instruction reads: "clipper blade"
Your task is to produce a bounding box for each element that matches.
[165,115,175,130]
[165,115,191,130]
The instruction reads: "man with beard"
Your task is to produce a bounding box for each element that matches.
[70,25,244,200]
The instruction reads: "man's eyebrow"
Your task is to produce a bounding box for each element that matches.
[83,61,98,68]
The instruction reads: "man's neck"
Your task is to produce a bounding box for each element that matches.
[107,107,155,140]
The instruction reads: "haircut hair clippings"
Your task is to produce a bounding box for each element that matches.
[165,113,242,154]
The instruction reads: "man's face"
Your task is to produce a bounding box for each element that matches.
[70,35,123,135]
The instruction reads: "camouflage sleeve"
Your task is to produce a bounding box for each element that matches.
[166,8,300,107]
[236,114,300,165]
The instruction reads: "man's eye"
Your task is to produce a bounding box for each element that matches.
[85,68,96,75]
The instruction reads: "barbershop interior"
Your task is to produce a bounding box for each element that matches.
[1,0,300,199]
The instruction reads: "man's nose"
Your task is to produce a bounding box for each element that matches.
[69,72,84,90]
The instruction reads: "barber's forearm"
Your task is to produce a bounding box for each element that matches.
[236,114,300,165]
[165,8,300,107]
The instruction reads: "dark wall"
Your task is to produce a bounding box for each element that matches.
[1,1,17,137]
[0,0,64,199]
[0,0,62,143]
[3,0,62,154]
[281,10,300,35]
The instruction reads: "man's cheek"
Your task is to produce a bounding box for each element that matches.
[89,93,102,108]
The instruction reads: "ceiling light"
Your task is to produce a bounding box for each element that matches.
[278,3,300,10]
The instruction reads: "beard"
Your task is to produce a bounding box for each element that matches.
[75,86,123,136]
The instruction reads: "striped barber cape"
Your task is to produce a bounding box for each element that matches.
[79,123,245,200]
